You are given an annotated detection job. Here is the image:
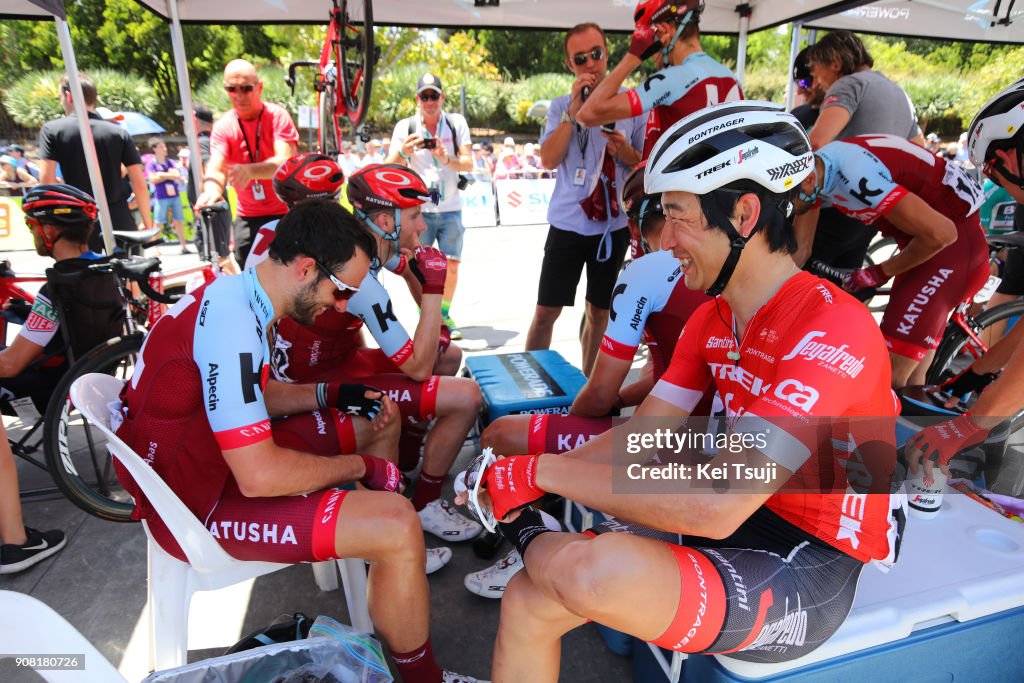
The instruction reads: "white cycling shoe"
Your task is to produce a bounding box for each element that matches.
[463,548,522,599]
[426,546,453,575]
[419,498,483,541]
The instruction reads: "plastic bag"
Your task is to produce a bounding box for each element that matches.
[142,617,391,683]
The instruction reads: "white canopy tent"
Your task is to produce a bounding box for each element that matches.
[0,0,117,251]
[807,0,1024,44]
[132,1,871,33]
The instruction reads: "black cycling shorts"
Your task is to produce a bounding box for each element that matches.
[537,225,629,309]
[592,506,864,664]
[234,214,284,267]
[997,245,1024,296]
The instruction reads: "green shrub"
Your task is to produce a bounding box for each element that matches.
[504,73,574,126]
[2,68,158,128]
[195,64,316,125]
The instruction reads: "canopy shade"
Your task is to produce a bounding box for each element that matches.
[807,0,1024,44]
[131,0,872,33]
[0,0,65,19]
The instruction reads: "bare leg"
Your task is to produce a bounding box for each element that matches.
[333,491,431,652]
[908,348,937,387]
[581,302,610,377]
[350,408,401,463]
[493,531,681,682]
[526,305,562,351]
[442,259,460,315]
[0,424,27,545]
[890,351,921,389]
[419,377,481,478]
[481,415,533,455]
[172,219,188,249]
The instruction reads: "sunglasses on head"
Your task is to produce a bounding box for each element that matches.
[571,47,606,66]
[418,90,441,101]
[224,83,257,94]
[315,260,359,301]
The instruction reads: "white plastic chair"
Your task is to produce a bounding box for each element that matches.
[0,590,129,683]
[70,373,372,672]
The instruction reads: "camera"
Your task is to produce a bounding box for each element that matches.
[422,138,437,149]
[601,122,615,133]
[457,174,472,191]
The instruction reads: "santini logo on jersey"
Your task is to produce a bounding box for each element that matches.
[781,331,865,378]
[767,156,812,182]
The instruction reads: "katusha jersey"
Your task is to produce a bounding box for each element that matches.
[654,272,901,564]
[115,269,275,555]
[601,249,709,380]
[816,135,985,247]
[627,51,743,160]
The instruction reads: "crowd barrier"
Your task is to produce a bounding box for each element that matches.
[462,177,557,228]
[0,196,33,251]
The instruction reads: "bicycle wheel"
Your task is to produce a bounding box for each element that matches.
[318,80,341,157]
[926,299,1024,385]
[43,334,143,522]
[338,0,374,128]
[864,237,897,314]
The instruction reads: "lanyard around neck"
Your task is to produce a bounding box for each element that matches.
[237,107,265,163]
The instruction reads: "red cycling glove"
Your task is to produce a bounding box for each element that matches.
[844,264,887,292]
[483,455,547,522]
[629,25,660,61]
[359,455,405,493]
[410,246,448,295]
[907,414,988,471]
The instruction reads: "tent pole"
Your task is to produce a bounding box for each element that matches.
[54,15,115,253]
[786,22,803,111]
[166,1,204,206]
[735,4,752,87]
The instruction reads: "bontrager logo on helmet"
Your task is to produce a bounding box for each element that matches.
[646,101,814,197]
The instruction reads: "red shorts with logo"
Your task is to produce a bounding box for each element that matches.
[882,219,989,361]
[149,409,359,563]
[526,414,613,454]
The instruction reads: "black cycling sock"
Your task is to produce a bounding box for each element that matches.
[498,508,561,562]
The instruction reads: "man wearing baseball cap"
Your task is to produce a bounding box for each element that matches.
[386,73,473,339]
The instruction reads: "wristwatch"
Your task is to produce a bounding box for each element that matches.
[560,111,575,125]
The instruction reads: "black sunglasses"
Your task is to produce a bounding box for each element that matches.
[315,260,359,301]
[796,78,813,90]
[571,47,606,66]
[224,84,257,94]
[418,91,441,101]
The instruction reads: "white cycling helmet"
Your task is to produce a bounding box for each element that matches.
[646,100,814,196]
[646,101,813,296]
[967,78,1024,186]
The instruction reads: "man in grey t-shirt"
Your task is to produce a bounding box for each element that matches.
[819,70,922,143]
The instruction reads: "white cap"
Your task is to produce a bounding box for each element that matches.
[95,106,120,121]
[503,136,515,147]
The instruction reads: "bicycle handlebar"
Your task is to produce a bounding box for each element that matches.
[92,257,180,305]
[805,258,853,284]
[200,201,230,217]
[286,60,319,95]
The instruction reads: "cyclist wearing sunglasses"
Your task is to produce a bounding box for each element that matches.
[918,78,1024,410]
[386,73,474,340]
[577,0,742,160]
[196,59,299,267]
[274,163,484,544]
[524,23,644,377]
[114,199,485,683]
[790,46,822,132]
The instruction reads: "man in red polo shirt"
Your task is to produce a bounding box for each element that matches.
[195,59,299,266]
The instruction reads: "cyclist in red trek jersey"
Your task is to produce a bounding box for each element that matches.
[791,134,990,389]
[578,0,742,160]
[465,164,709,599]
[457,103,902,679]
[272,164,483,543]
[115,199,481,683]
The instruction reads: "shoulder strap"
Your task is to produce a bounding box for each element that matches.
[442,114,459,157]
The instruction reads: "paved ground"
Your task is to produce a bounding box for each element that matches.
[2,223,639,682]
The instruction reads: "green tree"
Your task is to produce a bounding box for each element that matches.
[4,68,157,128]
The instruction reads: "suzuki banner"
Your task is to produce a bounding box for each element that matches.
[495,178,555,227]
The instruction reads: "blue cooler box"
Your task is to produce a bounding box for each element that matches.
[634,496,1024,681]
[465,350,587,425]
